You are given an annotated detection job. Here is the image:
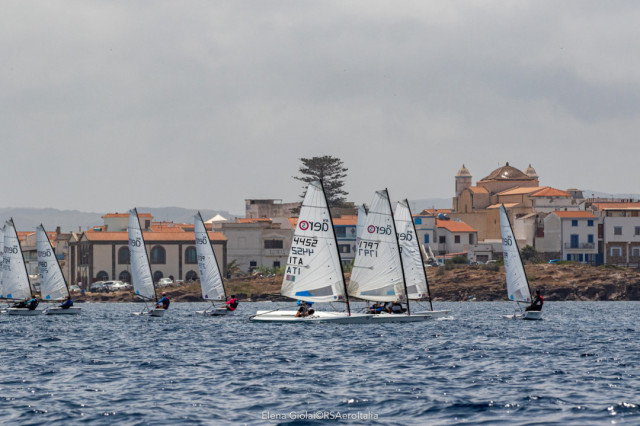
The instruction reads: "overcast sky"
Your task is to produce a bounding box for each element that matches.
[2,1,639,215]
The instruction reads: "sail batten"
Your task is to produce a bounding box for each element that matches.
[128,209,157,301]
[194,212,226,301]
[1,219,32,300]
[348,190,406,302]
[280,181,346,303]
[37,225,69,301]
[500,205,532,303]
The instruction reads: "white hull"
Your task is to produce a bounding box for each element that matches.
[502,310,543,321]
[370,312,439,323]
[43,307,82,315]
[133,308,166,317]
[412,310,451,319]
[250,310,373,323]
[195,307,234,316]
[7,308,42,316]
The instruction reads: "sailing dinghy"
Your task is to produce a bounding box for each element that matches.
[128,209,165,317]
[349,190,431,322]
[499,204,542,320]
[394,200,449,319]
[250,181,372,323]
[193,212,232,316]
[3,219,41,316]
[37,225,81,315]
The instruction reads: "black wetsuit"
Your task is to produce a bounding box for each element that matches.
[526,295,543,311]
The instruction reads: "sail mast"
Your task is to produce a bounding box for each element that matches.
[133,208,158,303]
[405,200,434,311]
[386,190,410,316]
[501,204,533,299]
[320,179,351,316]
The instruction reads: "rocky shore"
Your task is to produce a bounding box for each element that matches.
[71,263,640,303]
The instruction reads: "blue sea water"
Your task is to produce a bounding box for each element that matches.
[0,301,639,425]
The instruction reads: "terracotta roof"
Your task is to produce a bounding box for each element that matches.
[530,187,571,197]
[487,203,520,209]
[102,213,153,218]
[333,215,357,226]
[592,202,640,210]
[497,186,542,196]
[553,211,596,218]
[84,230,226,241]
[236,218,273,224]
[468,186,489,194]
[149,225,184,233]
[436,220,476,233]
[419,209,453,216]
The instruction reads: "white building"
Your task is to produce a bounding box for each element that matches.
[591,202,640,266]
[543,211,598,263]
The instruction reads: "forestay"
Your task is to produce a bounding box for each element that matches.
[394,201,428,300]
[281,181,346,303]
[500,205,531,303]
[194,212,225,301]
[128,209,156,300]
[1,219,31,300]
[349,190,406,302]
[37,225,69,301]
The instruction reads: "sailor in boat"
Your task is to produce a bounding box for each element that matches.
[156,292,170,310]
[14,295,39,310]
[295,300,315,317]
[225,295,239,311]
[59,296,74,310]
[390,300,406,314]
[525,289,543,312]
[368,302,385,314]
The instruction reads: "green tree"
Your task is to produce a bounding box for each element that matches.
[520,245,541,263]
[294,155,348,207]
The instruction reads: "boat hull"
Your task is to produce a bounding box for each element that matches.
[43,307,82,315]
[7,308,42,316]
[195,307,234,316]
[502,311,543,320]
[250,310,373,323]
[370,312,441,323]
[412,310,451,319]
[133,308,166,317]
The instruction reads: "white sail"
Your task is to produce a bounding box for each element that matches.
[128,209,156,300]
[194,212,225,301]
[356,204,367,245]
[395,201,429,300]
[1,220,32,300]
[0,225,5,296]
[499,205,531,303]
[349,190,406,302]
[281,181,347,303]
[37,225,69,301]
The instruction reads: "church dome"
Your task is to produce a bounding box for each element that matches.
[480,162,533,181]
[524,164,539,179]
[456,164,471,177]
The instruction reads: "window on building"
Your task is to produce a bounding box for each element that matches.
[439,236,446,244]
[570,234,579,248]
[469,234,475,244]
[614,226,623,235]
[334,227,346,238]
[415,218,422,225]
[635,227,640,236]
[610,246,623,257]
[273,261,281,268]
[264,239,284,249]
[118,246,130,264]
[250,261,257,267]
[424,234,430,244]
[632,247,640,257]
[588,234,594,243]
[588,220,594,227]
[454,235,460,244]
[151,246,166,264]
[119,270,131,283]
[153,270,164,283]
[339,244,350,253]
[96,271,109,281]
[185,246,197,264]
[185,270,198,281]
[572,220,578,227]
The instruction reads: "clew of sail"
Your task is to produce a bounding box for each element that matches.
[499,205,531,303]
[194,212,225,301]
[281,181,346,303]
[394,201,429,300]
[37,225,69,301]
[128,209,156,300]
[1,219,32,300]
[349,190,406,302]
